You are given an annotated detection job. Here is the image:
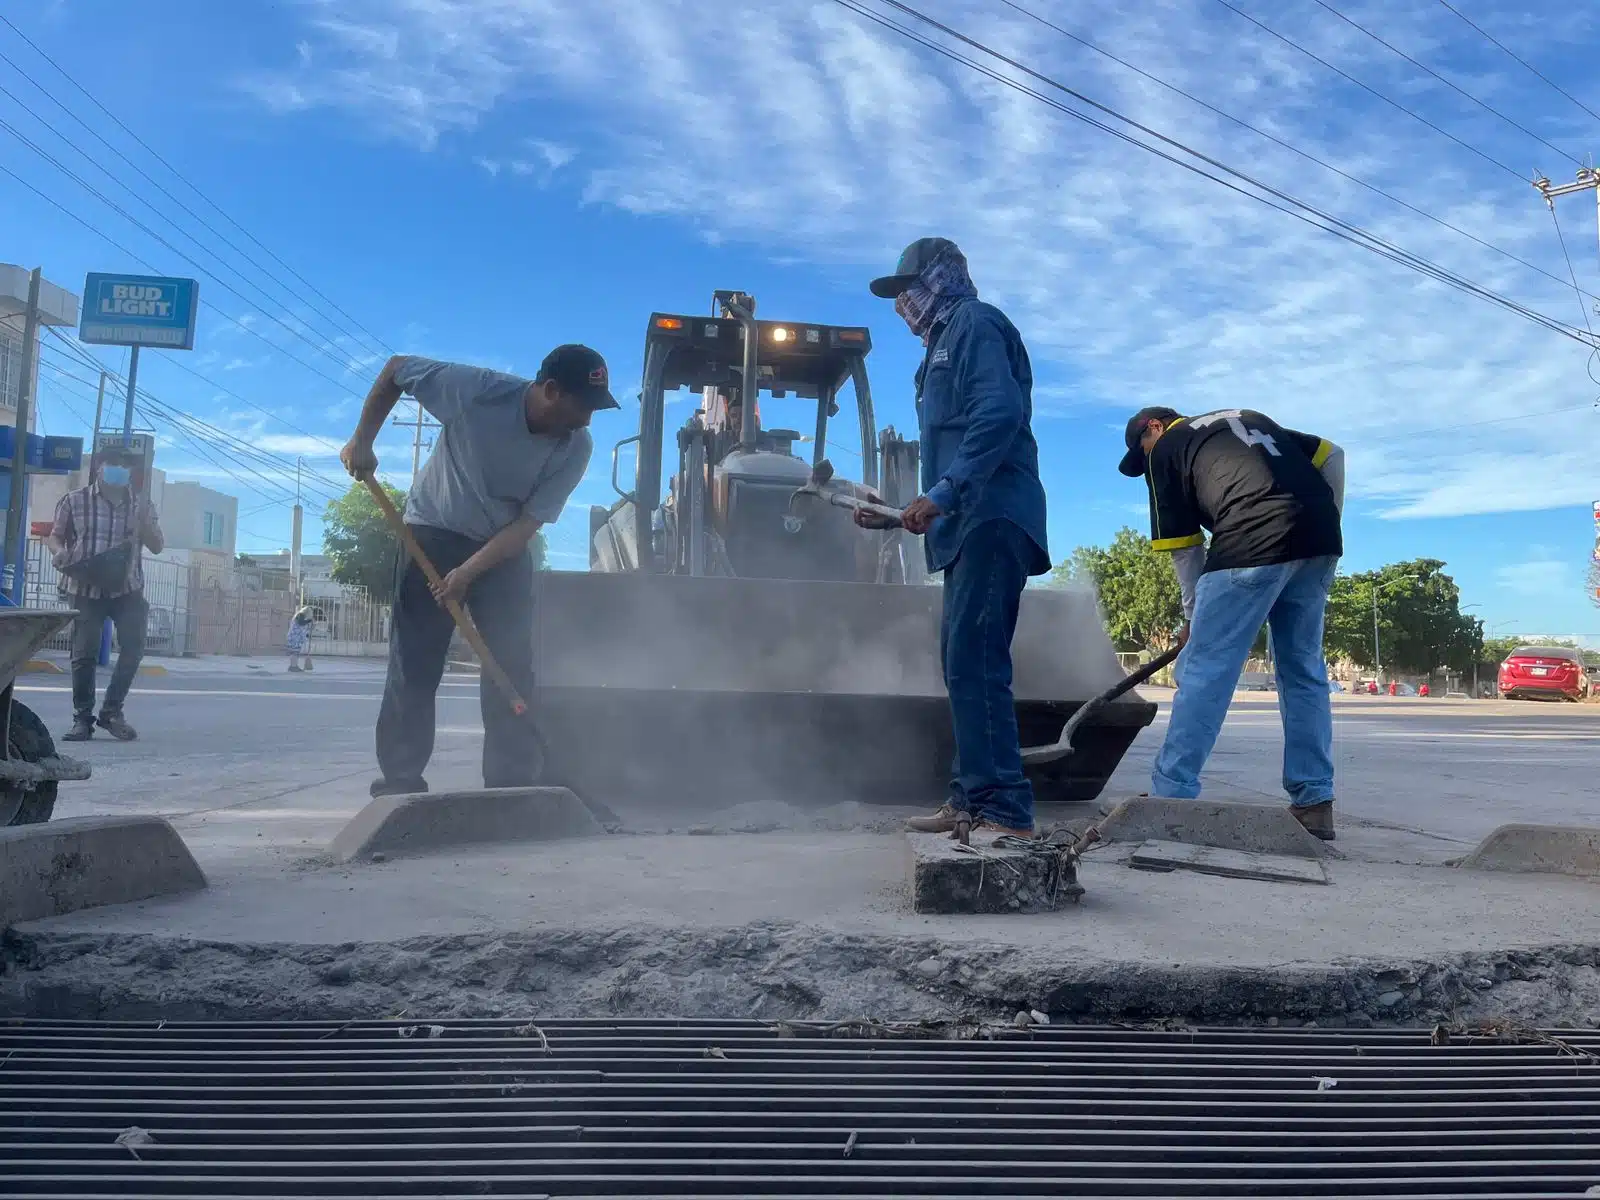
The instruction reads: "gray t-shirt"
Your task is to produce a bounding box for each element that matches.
[393,356,593,542]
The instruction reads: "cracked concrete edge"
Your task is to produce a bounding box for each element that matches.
[4,925,1598,1029]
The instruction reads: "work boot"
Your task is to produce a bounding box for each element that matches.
[61,717,94,742]
[905,803,968,834]
[1290,800,1336,842]
[287,663,303,673]
[96,712,138,742]
[972,820,1036,839]
[302,659,313,672]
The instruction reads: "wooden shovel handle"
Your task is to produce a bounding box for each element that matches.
[362,476,529,716]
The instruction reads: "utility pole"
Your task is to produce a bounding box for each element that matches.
[391,401,438,478]
[1534,167,1600,270]
[91,371,106,443]
[1371,584,1381,683]
[290,456,304,600]
[2,268,40,603]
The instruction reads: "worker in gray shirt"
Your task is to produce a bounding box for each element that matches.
[341,344,618,797]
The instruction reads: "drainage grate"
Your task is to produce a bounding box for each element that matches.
[3,1018,1600,1198]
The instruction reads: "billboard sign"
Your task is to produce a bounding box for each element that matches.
[78,273,199,350]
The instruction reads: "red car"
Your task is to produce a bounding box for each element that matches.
[1498,646,1592,702]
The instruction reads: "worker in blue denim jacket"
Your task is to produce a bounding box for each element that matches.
[861,237,1050,837]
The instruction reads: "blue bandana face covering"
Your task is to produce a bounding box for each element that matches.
[893,246,978,344]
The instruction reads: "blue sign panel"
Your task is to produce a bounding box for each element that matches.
[0,428,82,474]
[78,272,199,350]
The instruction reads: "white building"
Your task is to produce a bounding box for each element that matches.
[0,264,77,429]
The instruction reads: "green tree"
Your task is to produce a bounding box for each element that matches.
[323,481,407,601]
[1324,559,1481,675]
[1054,527,1184,652]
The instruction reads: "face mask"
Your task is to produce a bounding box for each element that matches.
[100,465,131,488]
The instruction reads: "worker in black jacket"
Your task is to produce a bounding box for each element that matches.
[1119,405,1345,840]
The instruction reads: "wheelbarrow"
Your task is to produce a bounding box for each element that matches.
[0,609,92,826]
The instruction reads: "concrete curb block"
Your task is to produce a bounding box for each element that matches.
[1095,796,1332,860]
[18,659,63,675]
[0,816,207,928]
[1453,824,1600,878]
[329,787,603,863]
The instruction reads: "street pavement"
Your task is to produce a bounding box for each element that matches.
[21,656,1597,862]
[13,655,1600,1025]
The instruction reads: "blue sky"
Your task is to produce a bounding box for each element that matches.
[5,0,1600,640]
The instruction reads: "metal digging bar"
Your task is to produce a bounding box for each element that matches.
[1021,643,1183,768]
[2,1018,1600,1197]
[788,459,904,529]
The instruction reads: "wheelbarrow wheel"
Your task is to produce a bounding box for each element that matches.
[1,700,58,826]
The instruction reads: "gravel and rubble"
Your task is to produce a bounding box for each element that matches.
[9,921,1600,1031]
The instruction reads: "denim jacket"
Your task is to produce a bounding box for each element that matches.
[916,298,1049,575]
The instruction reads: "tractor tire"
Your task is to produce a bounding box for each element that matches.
[1,700,58,826]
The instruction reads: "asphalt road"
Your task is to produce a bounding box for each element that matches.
[19,659,1598,860]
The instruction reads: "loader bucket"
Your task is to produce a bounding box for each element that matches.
[529,571,1155,810]
[0,609,76,687]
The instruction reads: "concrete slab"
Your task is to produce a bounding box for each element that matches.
[1453,824,1600,879]
[1095,795,1330,859]
[905,831,1082,914]
[328,786,603,863]
[1128,839,1329,885]
[0,815,205,927]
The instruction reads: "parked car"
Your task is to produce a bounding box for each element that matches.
[1498,645,1592,702]
[1328,680,1345,694]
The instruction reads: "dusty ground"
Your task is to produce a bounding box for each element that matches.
[4,659,1599,1027]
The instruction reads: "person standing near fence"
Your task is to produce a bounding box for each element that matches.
[47,443,164,742]
[286,605,315,673]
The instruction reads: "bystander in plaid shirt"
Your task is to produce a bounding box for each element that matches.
[50,483,160,600]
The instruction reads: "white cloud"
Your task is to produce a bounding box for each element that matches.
[1496,550,1573,595]
[245,0,1600,518]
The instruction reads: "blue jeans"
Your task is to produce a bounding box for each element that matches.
[941,519,1035,831]
[1152,555,1338,808]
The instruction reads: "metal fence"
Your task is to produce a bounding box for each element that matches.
[21,539,388,658]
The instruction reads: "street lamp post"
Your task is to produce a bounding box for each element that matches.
[1461,604,1481,697]
[1370,575,1423,684]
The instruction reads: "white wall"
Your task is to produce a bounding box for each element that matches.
[161,479,237,557]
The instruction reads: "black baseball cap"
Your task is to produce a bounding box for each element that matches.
[870,236,960,298]
[1118,406,1184,477]
[537,344,620,410]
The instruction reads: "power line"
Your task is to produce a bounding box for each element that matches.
[38,355,306,508]
[0,159,367,403]
[0,11,394,359]
[839,0,1595,348]
[1435,0,1600,128]
[0,112,371,385]
[1547,204,1597,340]
[42,326,349,490]
[996,0,1600,307]
[1206,0,1528,183]
[39,339,348,508]
[1307,0,1579,166]
[0,68,390,365]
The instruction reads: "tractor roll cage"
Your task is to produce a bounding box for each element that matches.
[626,304,877,570]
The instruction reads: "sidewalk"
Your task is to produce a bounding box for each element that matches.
[21,651,392,680]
